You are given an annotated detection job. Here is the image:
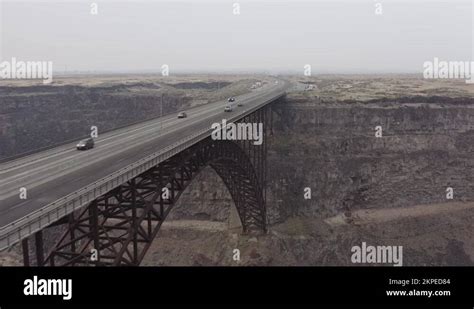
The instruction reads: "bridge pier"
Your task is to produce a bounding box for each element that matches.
[21,231,45,267]
[21,238,29,266]
[34,231,45,266]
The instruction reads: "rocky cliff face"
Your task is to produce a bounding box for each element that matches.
[175,95,474,225]
[0,84,189,159]
[267,96,474,221]
[151,94,474,266]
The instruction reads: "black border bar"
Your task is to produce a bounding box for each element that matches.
[0,267,472,307]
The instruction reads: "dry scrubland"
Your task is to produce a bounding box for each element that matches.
[290,74,474,101]
[1,74,473,266]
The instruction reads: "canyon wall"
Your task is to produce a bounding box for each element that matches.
[0,84,190,159]
[2,85,474,266]
[176,95,474,225]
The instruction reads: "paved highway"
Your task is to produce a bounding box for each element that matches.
[0,79,287,232]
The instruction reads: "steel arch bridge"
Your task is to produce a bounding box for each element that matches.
[22,105,274,266]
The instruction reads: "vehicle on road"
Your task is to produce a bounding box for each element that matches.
[224,105,233,112]
[76,138,94,150]
[177,111,187,118]
[227,97,235,102]
[237,102,243,106]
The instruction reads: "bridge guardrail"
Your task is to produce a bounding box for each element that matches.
[0,87,285,251]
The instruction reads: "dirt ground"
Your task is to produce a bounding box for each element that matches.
[139,200,474,266]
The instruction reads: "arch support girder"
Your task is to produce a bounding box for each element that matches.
[28,104,271,267]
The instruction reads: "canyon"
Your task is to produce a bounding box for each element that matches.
[1,75,473,266]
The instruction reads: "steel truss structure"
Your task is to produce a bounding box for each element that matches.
[22,105,273,266]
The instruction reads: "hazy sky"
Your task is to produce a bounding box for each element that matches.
[0,0,473,74]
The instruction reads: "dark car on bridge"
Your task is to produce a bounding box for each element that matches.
[228,97,235,102]
[76,138,94,150]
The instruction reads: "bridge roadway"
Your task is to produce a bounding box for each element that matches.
[0,79,288,250]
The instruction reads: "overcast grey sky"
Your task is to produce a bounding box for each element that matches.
[0,0,473,74]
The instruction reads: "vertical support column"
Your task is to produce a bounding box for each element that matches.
[263,106,268,232]
[252,112,257,177]
[22,238,30,267]
[260,108,264,187]
[257,112,260,170]
[270,102,274,136]
[248,113,253,167]
[256,107,266,232]
[147,177,153,236]
[69,213,76,254]
[130,179,138,264]
[244,125,250,232]
[170,174,175,204]
[180,167,185,189]
[35,231,44,266]
[159,165,164,220]
[89,200,100,265]
[241,118,247,158]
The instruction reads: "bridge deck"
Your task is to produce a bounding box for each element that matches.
[0,80,287,250]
